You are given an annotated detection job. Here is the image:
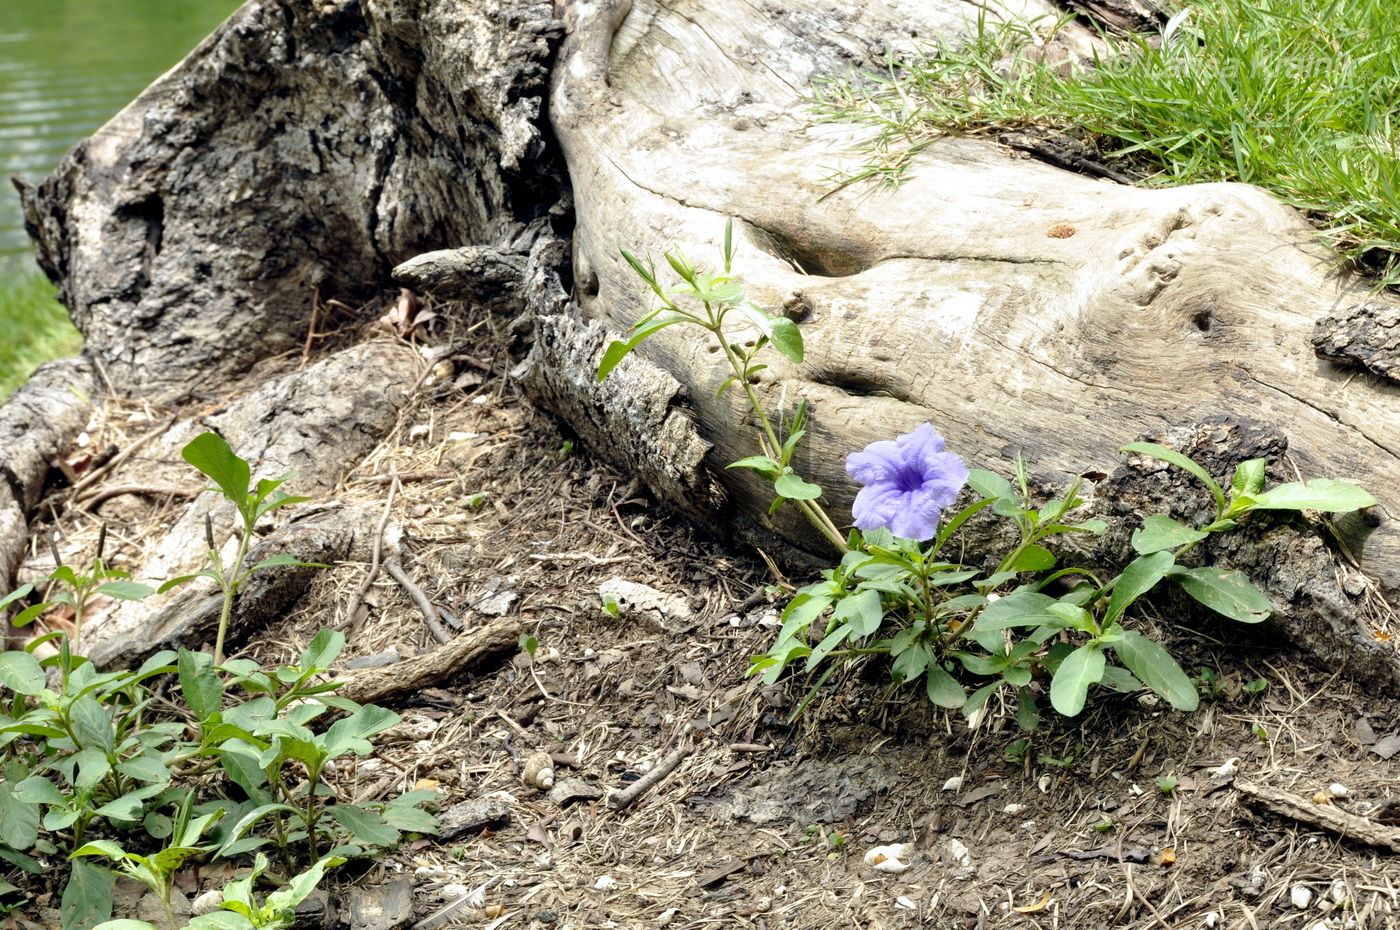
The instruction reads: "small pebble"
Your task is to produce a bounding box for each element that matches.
[191,890,223,916]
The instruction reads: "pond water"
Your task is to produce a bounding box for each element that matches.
[0,0,240,262]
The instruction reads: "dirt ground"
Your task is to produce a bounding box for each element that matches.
[17,306,1400,930]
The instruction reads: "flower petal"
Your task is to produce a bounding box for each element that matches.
[886,488,945,541]
[846,440,903,484]
[851,482,904,531]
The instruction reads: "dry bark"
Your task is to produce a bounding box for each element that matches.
[17,0,562,402]
[337,617,519,704]
[0,359,93,590]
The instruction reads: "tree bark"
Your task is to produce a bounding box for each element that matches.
[8,0,1399,685]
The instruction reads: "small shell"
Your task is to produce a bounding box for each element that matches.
[941,776,964,792]
[1290,885,1313,909]
[523,751,556,789]
[864,843,912,874]
[1212,757,1239,779]
[1329,782,1350,798]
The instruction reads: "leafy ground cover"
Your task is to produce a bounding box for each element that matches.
[7,292,1396,928]
[814,0,1400,283]
[0,267,81,399]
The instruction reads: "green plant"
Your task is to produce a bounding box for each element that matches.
[91,852,344,930]
[599,222,847,552]
[5,526,153,650]
[1155,775,1178,794]
[812,0,1400,285]
[71,798,223,924]
[162,432,316,665]
[599,230,1376,727]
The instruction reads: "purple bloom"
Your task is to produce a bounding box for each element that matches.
[846,423,969,541]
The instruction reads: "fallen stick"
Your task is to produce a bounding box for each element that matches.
[68,415,177,498]
[1235,779,1400,853]
[384,556,453,644]
[607,740,692,812]
[345,471,398,635]
[77,484,194,512]
[338,617,519,704]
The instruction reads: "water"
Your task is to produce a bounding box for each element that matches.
[0,0,240,262]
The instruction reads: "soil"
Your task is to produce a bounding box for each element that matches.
[13,303,1400,930]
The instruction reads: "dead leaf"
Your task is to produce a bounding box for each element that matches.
[526,821,552,848]
[1371,733,1400,760]
[1156,847,1176,866]
[1012,889,1053,913]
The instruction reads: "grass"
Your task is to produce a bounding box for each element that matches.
[813,0,1400,284]
[0,266,82,398]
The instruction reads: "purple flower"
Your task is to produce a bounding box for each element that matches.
[846,423,969,541]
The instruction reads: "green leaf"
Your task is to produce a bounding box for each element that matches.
[299,628,346,672]
[1247,479,1377,513]
[93,581,153,602]
[726,456,782,479]
[1112,630,1199,711]
[115,755,171,786]
[925,663,966,709]
[1131,515,1208,555]
[773,473,822,500]
[1049,644,1105,717]
[1104,551,1175,627]
[967,469,1015,503]
[932,498,994,553]
[1015,688,1040,731]
[620,248,661,295]
[179,649,223,723]
[0,651,46,695]
[321,704,400,759]
[0,584,33,612]
[1120,442,1226,514]
[833,588,883,638]
[69,696,114,752]
[1006,544,1055,572]
[324,805,399,847]
[595,314,688,382]
[265,855,346,914]
[13,775,65,806]
[890,645,930,685]
[975,591,1061,632]
[0,782,40,849]
[69,840,126,861]
[62,858,115,930]
[182,432,251,508]
[1230,459,1267,497]
[1169,566,1272,623]
[91,922,162,930]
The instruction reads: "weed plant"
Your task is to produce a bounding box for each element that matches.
[599,226,1376,726]
[811,0,1400,283]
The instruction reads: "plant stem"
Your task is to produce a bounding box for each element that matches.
[213,529,252,665]
[715,333,849,553]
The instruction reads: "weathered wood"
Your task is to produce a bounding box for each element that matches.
[338,617,519,704]
[19,0,562,403]
[1313,302,1400,383]
[0,358,93,589]
[1236,778,1400,854]
[543,0,1400,602]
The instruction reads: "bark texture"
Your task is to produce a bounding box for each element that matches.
[544,0,1399,603]
[18,0,562,402]
[0,359,93,590]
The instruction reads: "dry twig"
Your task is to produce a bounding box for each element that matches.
[1236,779,1400,853]
[385,556,452,644]
[345,471,399,635]
[338,617,518,704]
[607,740,692,811]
